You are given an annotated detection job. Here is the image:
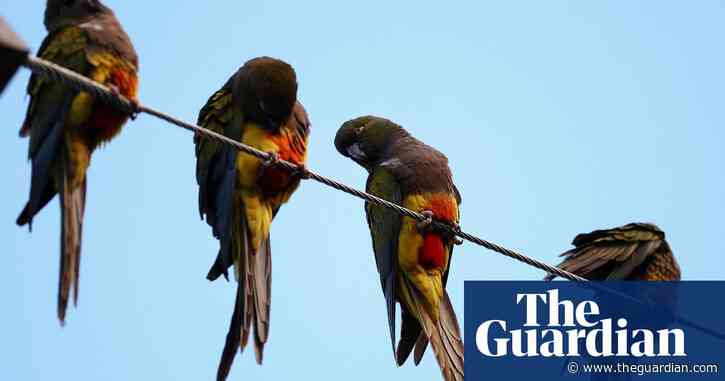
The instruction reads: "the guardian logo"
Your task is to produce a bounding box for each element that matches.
[475,289,686,358]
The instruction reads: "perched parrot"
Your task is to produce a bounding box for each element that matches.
[194,57,310,380]
[546,223,681,381]
[16,0,138,324]
[546,223,681,281]
[335,116,464,381]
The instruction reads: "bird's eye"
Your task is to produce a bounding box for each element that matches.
[355,126,364,136]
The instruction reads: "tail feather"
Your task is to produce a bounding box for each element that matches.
[215,192,273,378]
[19,90,80,323]
[251,237,272,364]
[58,166,86,325]
[217,279,244,381]
[217,210,253,381]
[426,294,464,381]
[439,293,464,360]
[407,282,464,381]
[216,191,250,381]
[238,209,254,353]
[396,306,423,366]
[413,332,428,365]
[72,180,87,306]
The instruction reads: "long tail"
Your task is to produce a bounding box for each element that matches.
[57,159,86,325]
[211,149,272,380]
[217,273,244,381]
[250,237,272,364]
[16,91,83,325]
[412,289,464,381]
[216,229,272,380]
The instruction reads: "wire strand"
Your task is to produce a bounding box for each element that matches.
[24,54,585,282]
[20,53,725,344]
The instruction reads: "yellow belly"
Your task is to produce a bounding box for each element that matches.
[397,193,459,322]
[235,123,280,254]
[236,122,280,189]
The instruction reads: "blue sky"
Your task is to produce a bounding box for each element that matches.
[1,1,724,380]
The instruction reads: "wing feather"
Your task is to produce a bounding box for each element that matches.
[365,168,403,355]
[547,224,666,281]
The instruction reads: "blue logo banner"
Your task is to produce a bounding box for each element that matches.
[464,281,724,380]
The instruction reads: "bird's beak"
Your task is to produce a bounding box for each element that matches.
[346,143,372,171]
[346,143,367,162]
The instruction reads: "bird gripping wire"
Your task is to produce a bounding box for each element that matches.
[22,53,587,282]
[3,19,722,343]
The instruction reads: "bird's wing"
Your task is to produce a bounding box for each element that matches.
[194,79,240,281]
[17,28,88,228]
[397,304,424,365]
[365,167,403,355]
[21,28,88,141]
[195,80,255,380]
[547,224,664,281]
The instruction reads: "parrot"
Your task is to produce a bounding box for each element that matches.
[16,0,139,325]
[545,223,681,282]
[335,116,464,381]
[546,223,681,381]
[194,57,310,380]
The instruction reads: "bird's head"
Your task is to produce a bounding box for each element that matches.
[335,116,408,170]
[235,57,297,132]
[45,0,111,32]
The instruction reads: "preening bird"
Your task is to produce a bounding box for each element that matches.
[16,0,139,325]
[335,116,464,381]
[547,223,681,381]
[546,223,681,281]
[194,57,310,380]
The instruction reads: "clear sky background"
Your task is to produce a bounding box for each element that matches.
[2,1,724,380]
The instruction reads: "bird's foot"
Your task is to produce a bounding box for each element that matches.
[449,223,464,245]
[292,163,311,180]
[416,210,463,244]
[108,84,140,120]
[258,152,281,181]
[436,221,463,245]
[128,98,141,120]
[416,210,435,233]
[262,152,280,168]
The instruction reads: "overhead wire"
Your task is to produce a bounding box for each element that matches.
[23,52,725,342]
[24,54,587,282]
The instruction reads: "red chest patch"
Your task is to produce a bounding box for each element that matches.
[419,233,446,270]
[87,68,138,142]
[259,130,306,194]
[416,194,457,270]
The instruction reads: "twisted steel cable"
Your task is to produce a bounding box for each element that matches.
[23,54,585,282]
[19,52,725,344]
